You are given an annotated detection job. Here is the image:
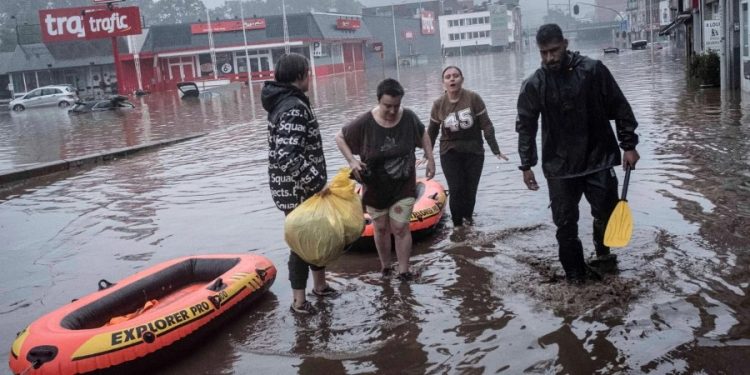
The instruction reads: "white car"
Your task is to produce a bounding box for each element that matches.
[9,85,78,112]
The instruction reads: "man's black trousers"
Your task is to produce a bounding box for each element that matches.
[547,168,619,278]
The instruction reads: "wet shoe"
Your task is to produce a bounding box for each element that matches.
[290,300,317,315]
[588,254,618,273]
[397,271,418,282]
[565,265,602,284]
[585,264,603,281]
[312,285,340,298]
[381,268,393,279]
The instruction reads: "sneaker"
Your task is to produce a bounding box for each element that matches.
[312,285,340,298]
[290,300,317,315]
[397,271,418,282]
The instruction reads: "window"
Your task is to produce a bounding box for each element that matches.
[26,89,43,99]
[485,17,490,23]
[459,19,464,26]
[744,3,749,57]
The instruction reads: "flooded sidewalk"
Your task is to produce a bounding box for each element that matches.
[1,46,749,374]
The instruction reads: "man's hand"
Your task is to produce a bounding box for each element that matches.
[523,170,539,191]
[623,149,640,170]
[496,152,509,161]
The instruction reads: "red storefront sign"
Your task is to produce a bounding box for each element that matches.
[191,19,266,34]
[336,19,361,30]
[39,6,142,42]
[421,10,435,35]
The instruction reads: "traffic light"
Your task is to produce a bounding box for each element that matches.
[573,4,579,15]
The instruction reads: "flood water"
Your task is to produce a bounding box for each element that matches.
[1,43,749,374]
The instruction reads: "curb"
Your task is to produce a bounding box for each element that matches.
[0,132,207,186]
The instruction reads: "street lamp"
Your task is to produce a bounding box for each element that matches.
[573,2,625,47]
[573,2,624,22]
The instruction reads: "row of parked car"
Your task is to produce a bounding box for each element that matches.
[7,84,134,113]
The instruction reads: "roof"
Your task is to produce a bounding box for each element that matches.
[0,52,14,74]
[3,40,120,73]
[140,13,370,54]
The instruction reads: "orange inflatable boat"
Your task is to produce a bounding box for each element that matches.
[360,178,447,240]
[9,254,276,375]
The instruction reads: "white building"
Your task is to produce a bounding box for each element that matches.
[438,11,492,53]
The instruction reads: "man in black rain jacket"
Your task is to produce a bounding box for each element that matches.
[516,24,640,283]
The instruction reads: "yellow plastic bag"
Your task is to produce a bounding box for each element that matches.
[284,168,364,267]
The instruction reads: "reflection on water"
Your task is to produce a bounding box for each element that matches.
[1,44,749,374]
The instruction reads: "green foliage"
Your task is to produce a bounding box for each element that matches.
[689,51,720,86]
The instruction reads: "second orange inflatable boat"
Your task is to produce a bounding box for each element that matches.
[357,178,447,244]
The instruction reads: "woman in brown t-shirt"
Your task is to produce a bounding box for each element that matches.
[336,79,435,281]
[428,66,508,227]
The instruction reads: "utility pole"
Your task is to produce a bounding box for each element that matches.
[240,0,251,86]
[649,0,654,59]
[205,7,218,79]
[282,0,290,54]
[392,4,400,79]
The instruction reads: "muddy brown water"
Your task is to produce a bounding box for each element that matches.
[1,44,749,374]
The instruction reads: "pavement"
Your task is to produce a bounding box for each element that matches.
[0,132,207,188]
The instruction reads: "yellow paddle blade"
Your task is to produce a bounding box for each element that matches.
[604,200,632,248]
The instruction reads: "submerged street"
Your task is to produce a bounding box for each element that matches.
[1,44,749,373]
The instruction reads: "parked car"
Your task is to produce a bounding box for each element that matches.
[68,95,135,114]
[631,40,648,50]
[9,85,78,112]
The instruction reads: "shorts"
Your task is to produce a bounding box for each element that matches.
[366,197,416,224]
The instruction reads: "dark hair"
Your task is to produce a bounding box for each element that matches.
[274,53,310,84]
[376,78,404,100]
[441,65,463,78]
[536,23,564,45]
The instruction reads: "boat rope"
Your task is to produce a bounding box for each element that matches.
[19,360,41,375]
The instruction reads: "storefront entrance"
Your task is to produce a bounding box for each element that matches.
[235,49,273,80]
